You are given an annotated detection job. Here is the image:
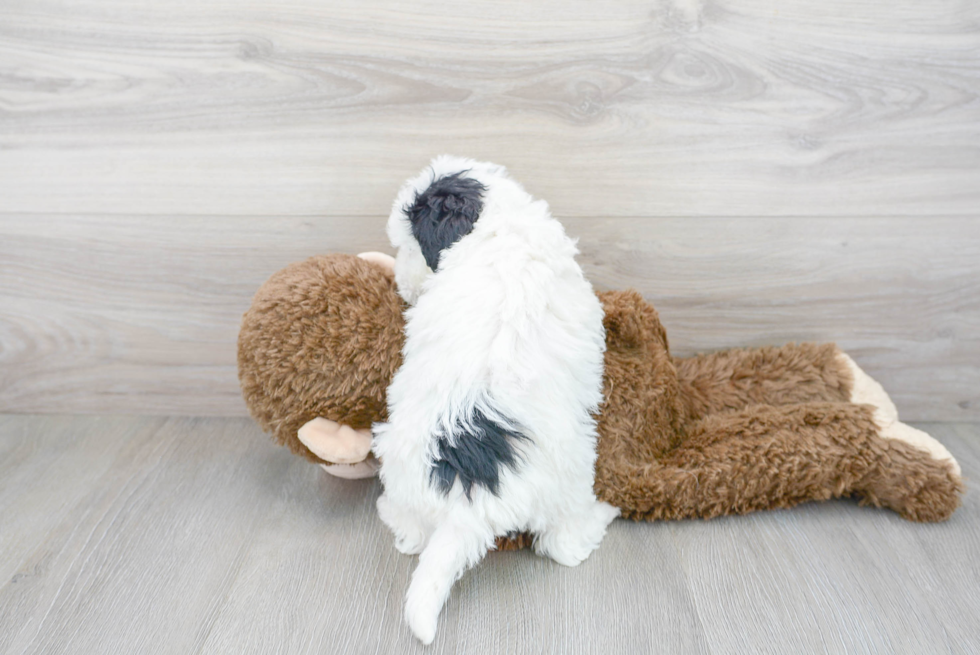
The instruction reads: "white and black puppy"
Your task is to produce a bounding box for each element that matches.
[373,156,619,644]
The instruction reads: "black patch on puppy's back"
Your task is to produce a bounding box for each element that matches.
[431,409,528,500]
[405,171,486,271]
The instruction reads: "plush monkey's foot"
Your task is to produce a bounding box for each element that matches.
[880,421,961,477]
[357,251,395,273]
[859,433,964,522]
[839,352,898,426]
[839,352,961,477]
[838,352,963,520]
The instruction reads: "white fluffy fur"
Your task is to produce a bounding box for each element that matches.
[374,156,619,644]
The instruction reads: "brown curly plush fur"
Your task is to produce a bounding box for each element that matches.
[238,254,963,533]
[238,254,405,461]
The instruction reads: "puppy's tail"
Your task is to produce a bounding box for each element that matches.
[403,514,494,644]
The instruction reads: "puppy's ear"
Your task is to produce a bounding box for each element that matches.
[404,171,486,271]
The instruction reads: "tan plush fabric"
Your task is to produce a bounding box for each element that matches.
[238,254,962,530]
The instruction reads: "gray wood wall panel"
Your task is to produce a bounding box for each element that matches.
[1,0,978,419]
[0,0,978,218]
[0,415,978,654]
[1,215,977,420]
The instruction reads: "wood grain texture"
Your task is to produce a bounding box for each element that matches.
[575,216,980,422]
[0,0,978,217]
[1,0,978,418]
[0,415,977,654]
[2,215,978,420]
[0,214,389,416]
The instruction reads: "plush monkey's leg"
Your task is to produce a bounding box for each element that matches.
[597,403,962,523]
[674,343,852,421]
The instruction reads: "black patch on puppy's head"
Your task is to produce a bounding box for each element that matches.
[404,171,486,271]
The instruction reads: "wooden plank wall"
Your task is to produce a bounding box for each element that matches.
[1,0,978,419]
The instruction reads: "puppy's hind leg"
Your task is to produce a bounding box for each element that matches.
[404,514,494,644]
[377,493,428,555]
[535,501,619,567]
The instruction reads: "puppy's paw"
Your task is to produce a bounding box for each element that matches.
[594,501,622,526]
[394,531,427,556]
[536,502,619,567]
[535,526,593,567]
[541,542,589,567]
[377,495,427,555]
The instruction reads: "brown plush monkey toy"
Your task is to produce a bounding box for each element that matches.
[238,252,963,544]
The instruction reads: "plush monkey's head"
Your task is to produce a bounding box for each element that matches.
[237,253,406,463]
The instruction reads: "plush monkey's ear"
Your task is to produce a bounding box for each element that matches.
[404,171,486,271]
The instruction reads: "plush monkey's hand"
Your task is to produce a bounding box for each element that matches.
[297,417,379,479]
[294,253,394,480]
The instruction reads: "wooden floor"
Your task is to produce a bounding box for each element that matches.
[0,414,977,654]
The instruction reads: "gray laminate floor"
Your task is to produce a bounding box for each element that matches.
[0,415,977,654]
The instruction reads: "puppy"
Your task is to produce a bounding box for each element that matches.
[373,156,619,644]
